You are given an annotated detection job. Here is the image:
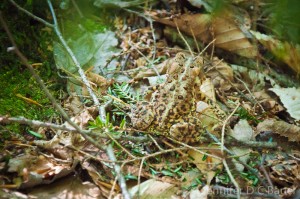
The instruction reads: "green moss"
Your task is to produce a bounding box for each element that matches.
[0,65,58,132]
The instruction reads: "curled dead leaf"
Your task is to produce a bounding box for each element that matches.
[151,12,257,58]
[257,119,300,142]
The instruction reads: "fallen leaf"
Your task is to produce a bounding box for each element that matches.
[188,145,223,184]
[8,153,77,189]
[129,179,178,198]
[189,185,210,199]
[28,175,101,199]
[269,87,300,120]
[230,120,254,171]
[253,91,284,114]
[151,12,257,58]
[206,57,234,91]
[231,119,254,141]
[251,30,300,74]
[257,119,300,142]
[266,151,300,188]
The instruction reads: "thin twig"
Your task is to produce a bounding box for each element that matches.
[189,26,200,53]
[109,175,119,199]
[221,102,240,153]
[206,130,272,190]
[0,115,89,132]
[123,9,161,77]
[105,130,136,159]
[199,39,216,56]
[259,154,280,199]
[167,137,222,160]
[46,0,105,121]
[220,102,241,199]
[174,20,194,57]
[235,75,265,112]
[71,0,84,18]
[223,159,241,199]
[9,0,53,28]
[0,115,150,143]
[106,145,131,199]
[9,0,106,121]
[137,158,146,198]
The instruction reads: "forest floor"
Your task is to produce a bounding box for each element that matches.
[0,1,300,198]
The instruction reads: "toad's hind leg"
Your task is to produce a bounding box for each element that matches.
[169,122,203,143]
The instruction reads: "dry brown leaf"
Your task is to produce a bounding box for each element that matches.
[212,16,256,58]
[253,91,284,114]
[72,107,97,128]
[251,31,300,74]
[27,175,101,199]
[206,57,234,91]
[129,179,178,198]
[125,58,169,81]
[266,151,300,190]
[64,94,84,115]
[188,145,223,184]
[8,152,76,189]
[86,71,114,88]
[200,78,216,101]
[257,119,300,142]
[151,12,257,58]
[82,71,114,96]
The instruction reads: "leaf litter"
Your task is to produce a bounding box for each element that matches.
[1,1,300,198]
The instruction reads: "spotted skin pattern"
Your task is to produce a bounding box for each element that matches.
[130,53,225,143]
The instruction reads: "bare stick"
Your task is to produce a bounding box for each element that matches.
[223,159,240,199]
[71,0,84,18]
[137,158,146,197]
[106,145,131,199]
[0,116,79,132]
[174,20,194,57]
[47,0,105,121]
[221,102,240,153]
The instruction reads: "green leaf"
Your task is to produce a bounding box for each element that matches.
[173,166,182,173]
[124,173,138,180]
[28,130,43,139]
[70,32,96,66]
[91,31,120,73]
[53,42,75,73]
[119,118,126,129]
[149,168,158,175]
[161,170,174,177]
